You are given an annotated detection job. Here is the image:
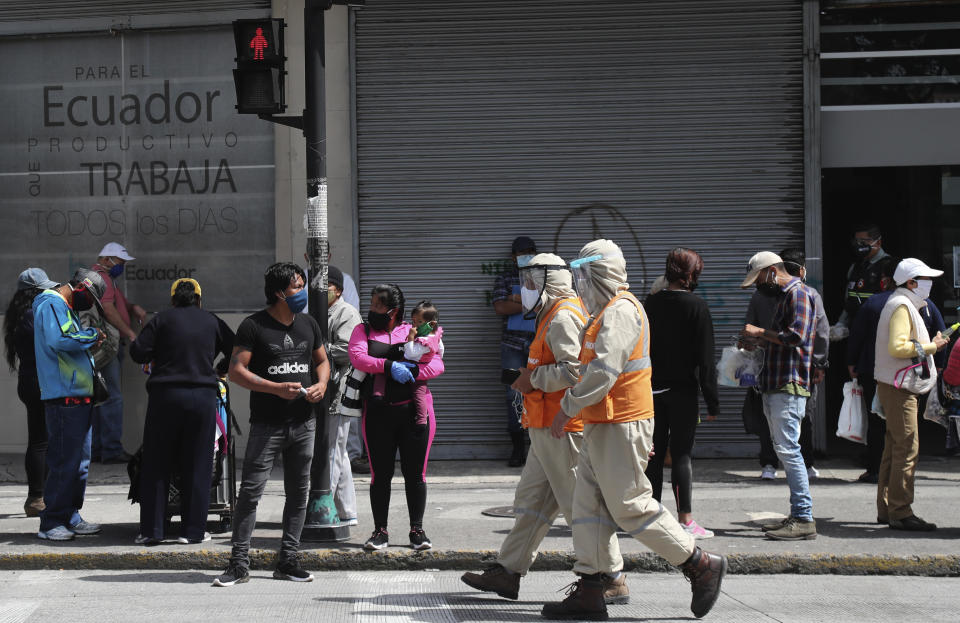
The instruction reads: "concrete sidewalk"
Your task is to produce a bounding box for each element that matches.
[2,455,959,574]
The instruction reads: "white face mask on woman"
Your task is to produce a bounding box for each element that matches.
[912,279,932,300]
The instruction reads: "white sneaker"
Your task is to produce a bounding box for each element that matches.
[760,465,777,480]
[682,519,714,539]
[178,532,212,544]
[807,466,820,479]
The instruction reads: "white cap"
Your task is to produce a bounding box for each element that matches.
[893,258,943,285]
[98,242,135,261]
[741,251,783,288]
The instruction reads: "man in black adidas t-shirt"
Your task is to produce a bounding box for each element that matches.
[214,262,330,587]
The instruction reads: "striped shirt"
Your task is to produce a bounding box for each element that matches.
[761,278,816,393]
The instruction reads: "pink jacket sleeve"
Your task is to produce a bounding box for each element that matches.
[348,324,387,374]
[416,349,444,381]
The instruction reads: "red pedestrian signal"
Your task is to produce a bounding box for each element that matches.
[232,19,286,114]
[250,27,269,60]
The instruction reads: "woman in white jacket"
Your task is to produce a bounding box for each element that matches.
[873,258,949,532]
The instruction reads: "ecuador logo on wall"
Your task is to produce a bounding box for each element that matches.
[0,27,275,311]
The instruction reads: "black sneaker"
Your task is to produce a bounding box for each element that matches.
[364,527,389,551]
[212,563,249,587]
[273,560,314,582]
[409,527,432,551]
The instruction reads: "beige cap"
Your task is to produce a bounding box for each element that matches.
[741,251,783,288]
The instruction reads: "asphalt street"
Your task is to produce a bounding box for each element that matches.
[1,569,958,622]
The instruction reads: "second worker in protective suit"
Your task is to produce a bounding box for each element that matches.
[541,240,726,621]
[461,253,628,604]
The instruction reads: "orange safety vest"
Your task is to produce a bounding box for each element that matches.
[522,297,586,432]
[578,291,654,424]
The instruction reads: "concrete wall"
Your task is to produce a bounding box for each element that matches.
[0,3,356,458]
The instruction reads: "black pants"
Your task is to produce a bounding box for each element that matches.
[859,376,885,474]
[364,401,430,530]
[230,418,315,568]
[139,385,217,541]
[645,389,698,514]
[18,377,47,499]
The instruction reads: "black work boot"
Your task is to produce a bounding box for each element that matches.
[680,547,727,618]
[508,431,526,467]
[541,574,608,620]
[461,564,521,600]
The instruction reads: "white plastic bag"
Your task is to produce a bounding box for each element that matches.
[922,382,947,429]
[717,344,763,388]
[836,380,867,444]
[871,389,885,420]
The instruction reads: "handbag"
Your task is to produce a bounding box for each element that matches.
[893,340,936,395]
[79,307,120,370]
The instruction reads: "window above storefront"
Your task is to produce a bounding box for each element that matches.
[821,3,960,106]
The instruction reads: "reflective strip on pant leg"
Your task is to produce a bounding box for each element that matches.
[624,502,665,536]
[512,505,554,526]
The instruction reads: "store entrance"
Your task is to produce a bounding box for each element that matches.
[821,166,960,457]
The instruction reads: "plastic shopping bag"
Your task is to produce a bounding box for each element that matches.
[836,380,867,444]
[871,390,885,420]
[717,344,763,388]
[922,381,948,429]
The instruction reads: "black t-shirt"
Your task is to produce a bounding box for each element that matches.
[235,309,322,424]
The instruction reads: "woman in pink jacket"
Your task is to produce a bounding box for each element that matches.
[349,283,444,552]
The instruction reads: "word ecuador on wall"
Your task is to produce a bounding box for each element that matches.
[0,28,275,311]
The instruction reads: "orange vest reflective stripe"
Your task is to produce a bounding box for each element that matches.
[522,297,586,432]
[579,291,654,424]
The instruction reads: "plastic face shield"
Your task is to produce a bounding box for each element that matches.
[570,251,622,311]
[518,262,569,318]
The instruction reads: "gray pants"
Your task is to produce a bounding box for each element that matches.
[326,411,357,521]
[346,416,363,461]
[229,418,316,568]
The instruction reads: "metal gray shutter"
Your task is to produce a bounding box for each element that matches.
[354,0,804,458]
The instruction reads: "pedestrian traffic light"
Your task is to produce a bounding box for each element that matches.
[232,19,286,114]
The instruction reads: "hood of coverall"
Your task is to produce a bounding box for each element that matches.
[575,239,629,315]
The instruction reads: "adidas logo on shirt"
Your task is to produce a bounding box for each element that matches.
[268,362,310,375]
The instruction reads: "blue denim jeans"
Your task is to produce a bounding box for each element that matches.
[40,401,93,532]
[762,391,812,521]
[501,341,531,434]
[92,353,125,460]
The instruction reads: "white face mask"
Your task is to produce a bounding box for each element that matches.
[912,279,932,300]
[520,286,542,312]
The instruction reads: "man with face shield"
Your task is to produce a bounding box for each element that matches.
[542,240,726,621]
[462,254,628,605]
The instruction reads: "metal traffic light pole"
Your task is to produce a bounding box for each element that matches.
[232,1,355,542]
[301,0,349,543]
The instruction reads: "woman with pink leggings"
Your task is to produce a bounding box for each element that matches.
[348,283,444,552]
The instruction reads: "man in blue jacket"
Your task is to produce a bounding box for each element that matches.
[33,268,106,541]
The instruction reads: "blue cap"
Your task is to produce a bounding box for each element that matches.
[17,268,58,291]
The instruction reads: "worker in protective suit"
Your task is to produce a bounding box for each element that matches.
[461,253,628,604]
[541,240,727,621]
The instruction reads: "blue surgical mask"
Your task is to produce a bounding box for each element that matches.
[109,263,124,278]
[283,288,308,313]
